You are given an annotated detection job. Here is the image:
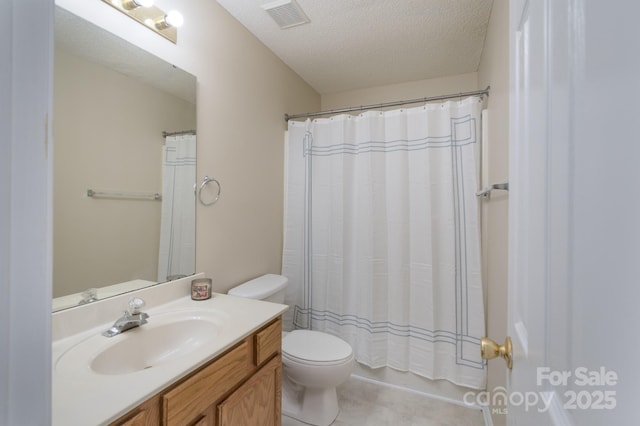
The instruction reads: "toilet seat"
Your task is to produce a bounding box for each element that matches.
[282,330,353,366]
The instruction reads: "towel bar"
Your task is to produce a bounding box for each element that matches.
[87,189,162,201]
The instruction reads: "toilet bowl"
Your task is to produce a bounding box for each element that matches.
[228,274,355,426]
[281,330,355,425]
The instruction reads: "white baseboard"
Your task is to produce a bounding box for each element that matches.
[349,363,490,423]
[481,405,494,426]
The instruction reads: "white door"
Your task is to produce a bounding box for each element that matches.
[506,0,640,424]
[508,0,569,422]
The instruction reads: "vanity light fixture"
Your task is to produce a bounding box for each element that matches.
[120,0,155,10]
[101,0,183,44]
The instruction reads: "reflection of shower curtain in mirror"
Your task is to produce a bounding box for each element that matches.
[157,134,196,282]
[283,98,486,389]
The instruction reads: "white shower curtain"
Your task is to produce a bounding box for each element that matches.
[282,98,486,389]
[157,134,196,282]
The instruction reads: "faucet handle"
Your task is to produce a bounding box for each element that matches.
[128,297,146,315]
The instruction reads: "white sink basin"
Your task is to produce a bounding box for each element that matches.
[56,309,228,376]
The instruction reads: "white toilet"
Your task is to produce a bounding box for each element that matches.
[228,274,354,426]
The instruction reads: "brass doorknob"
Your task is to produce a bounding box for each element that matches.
[481,336,513,369]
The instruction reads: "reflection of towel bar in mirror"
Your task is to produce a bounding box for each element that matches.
[476,182,509,199]
[198,176,221,206]
[86,189,162,201]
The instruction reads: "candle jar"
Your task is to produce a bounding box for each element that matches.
[191,278,212,300]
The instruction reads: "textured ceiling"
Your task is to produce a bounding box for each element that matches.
[216,0,494,94]
[55,7,196,105]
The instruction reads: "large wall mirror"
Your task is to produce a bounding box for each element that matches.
[53,6,197,312]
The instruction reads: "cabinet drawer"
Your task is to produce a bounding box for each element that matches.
[162,341,250,426]
[254,318,281,366]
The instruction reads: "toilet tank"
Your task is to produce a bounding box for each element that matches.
[227,274,288,303]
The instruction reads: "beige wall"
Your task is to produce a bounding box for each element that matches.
[56,0,321,295]
[321,72,478,110]
[189,4,321,293]
[53,48,196,297]
[477,0,510,425]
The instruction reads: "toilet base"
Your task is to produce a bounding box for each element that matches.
[282,375,339,426]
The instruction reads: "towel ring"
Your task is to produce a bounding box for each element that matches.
[198,176,221,206]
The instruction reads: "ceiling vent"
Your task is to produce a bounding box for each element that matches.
[262,0,310,29]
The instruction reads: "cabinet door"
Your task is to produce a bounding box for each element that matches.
[110,396,160,426]
[217,356,281,426]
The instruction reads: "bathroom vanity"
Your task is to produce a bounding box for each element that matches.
[112,317,282,425]
[52,276,287,426]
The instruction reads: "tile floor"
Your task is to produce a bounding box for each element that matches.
[281,376,485,426]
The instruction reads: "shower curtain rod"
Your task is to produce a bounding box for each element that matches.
[284,86,490,122]
[162,129,196,137]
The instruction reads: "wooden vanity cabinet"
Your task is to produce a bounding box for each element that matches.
[110,317,282,426]
[111,397,161,426]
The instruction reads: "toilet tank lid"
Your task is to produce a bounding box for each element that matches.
[228,274,288,299]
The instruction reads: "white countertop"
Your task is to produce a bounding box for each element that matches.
[52,289,287,426]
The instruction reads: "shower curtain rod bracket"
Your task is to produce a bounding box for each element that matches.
[476,182,509,199]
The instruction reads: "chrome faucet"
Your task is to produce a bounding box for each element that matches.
[102,297,149,337]
[77,288,98,306]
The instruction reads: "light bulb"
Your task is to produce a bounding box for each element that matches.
[133,0,154,7]
[165,10,184,28]
[121,0,154,10]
